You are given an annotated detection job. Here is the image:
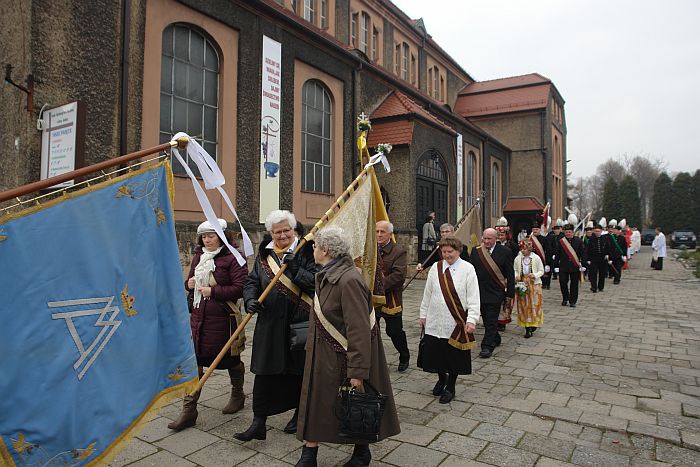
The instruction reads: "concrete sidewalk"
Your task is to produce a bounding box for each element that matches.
[111,246,700,466]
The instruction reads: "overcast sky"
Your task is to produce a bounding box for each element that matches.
[392,0,700,179]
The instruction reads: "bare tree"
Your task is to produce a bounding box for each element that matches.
[596,159,626,184]
[626,153,667,222]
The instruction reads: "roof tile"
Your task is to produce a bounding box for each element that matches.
[455,84,551,117]
[366,120,414,147]
[371,91,456,136]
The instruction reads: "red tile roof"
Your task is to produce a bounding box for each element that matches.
[459,73,550,95]
[454,84,551,117]
[367,120,414,147]
[371,91,457,136]
[503,197,545,213]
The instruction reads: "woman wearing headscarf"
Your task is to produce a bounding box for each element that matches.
[235,210,317,441]
[294,226,400,467]
[514,239,544,338]
[168,219,248,431]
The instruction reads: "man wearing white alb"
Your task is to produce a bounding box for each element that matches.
[418,237,481,404]
[651,227,666,270]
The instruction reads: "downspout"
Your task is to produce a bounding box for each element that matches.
[119,0,131,156]
[540,110,547,205]
[351,61,362,177]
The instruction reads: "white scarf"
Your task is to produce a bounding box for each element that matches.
[193,246,223,308]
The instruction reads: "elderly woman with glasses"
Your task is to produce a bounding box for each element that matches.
[235,210,317,442]
[294,226,400,467]
[514,239,545,338]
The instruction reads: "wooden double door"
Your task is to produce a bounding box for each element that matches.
[416,151,448,246]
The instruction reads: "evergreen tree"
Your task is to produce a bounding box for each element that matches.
[672,172,694,230]
[618,175,642,228]
[652,172,673,231]
[601,177,620,220]
[692,170,700,234]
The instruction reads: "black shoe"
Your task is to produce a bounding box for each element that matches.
[439,389,454,404]
[343,444,371,467]
[283,409,298,434]
[497,323,506,332]
[295,445,318,467]
[561,300,568,306]
[524,328,533,338]
[234,416,267,441]
[569,303,576,308]
[614,280,620,284]
[398,359,409,372]
[590,288,597,293]
[479,349,492,358]
[432,379,446,396]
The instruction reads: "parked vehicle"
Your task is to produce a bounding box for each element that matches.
[641,229,656,246]
[670,230,697,249]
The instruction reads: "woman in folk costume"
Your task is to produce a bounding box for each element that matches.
[418,237,481,404]
[295,227,399,467]
[169,219,248,431]
[513,239,545,338]
[495,217,517,331]
[235,210,318,441]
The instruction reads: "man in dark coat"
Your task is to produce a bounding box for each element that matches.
[547,220,564,280]
[530,221,551,289]
[609,224,627,284]
[469,228,515,358]
[376,220,410,372]
[553,222,585,307]
[585,224,611,293]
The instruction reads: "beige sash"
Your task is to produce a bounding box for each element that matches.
[266,255,313,307]
[530,235,545,263]
[313,295,376,352]
[559,237,581,268]
[476,245,507,290]
[209,274,246,356]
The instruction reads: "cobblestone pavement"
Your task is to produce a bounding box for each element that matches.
[111,247,700,466]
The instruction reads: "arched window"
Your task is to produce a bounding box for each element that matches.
[467,151,476,207]
[301,80,332,193]
[160,24,219,176]
[491,162,499,217]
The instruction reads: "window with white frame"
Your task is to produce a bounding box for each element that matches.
[491,162,499,217]
[401,43,409,80]
[160,23,219,176]
[371,27,378,61]
[301,80,333,193]
[320,0,328,28]
[360,13,369,54]
[350,12,357,47]
[303,0,315,23]
[467,151,476,207]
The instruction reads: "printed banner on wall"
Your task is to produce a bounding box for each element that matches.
[0,162,197,466]
[456,133,464,220]
[259,35,282,223]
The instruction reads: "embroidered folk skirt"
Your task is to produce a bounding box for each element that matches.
[417,334,471,375]
[497,298,514,325]
[252,374,303,416]
[516,281,544,328]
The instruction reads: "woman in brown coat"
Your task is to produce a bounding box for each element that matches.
[168,219,248,431]
[295,226,400,467]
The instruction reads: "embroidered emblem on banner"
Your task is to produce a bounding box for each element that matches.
[116,170,165,224]
[49,296,122,380]
[121,284,138,317]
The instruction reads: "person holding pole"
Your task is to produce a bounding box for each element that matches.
[415,223,469,272]
[294,226,400,467]
[234,210,317,441]
[168,219,248,431]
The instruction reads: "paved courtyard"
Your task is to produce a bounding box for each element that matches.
[111,247,700,466]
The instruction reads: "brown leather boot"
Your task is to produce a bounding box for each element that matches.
[222,362,245,414]
[168,389,200,431]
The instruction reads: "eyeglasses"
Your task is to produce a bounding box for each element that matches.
[271,228,293,237]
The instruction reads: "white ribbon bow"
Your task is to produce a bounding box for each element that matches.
[364,151,391,173]
[170,132,253,266]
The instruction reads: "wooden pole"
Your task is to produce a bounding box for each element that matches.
[195,164,378,392]
[0,139,187,203]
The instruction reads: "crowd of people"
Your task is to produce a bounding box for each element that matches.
[170,208,666,467]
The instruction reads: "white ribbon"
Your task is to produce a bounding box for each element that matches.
[170,132,253,266]
[364,151,391,173]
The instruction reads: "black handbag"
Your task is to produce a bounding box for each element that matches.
[288,320,309,351]
[416,328,425,369]
[335,380,387,441]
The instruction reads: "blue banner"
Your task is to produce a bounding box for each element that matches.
[0,162,197,465]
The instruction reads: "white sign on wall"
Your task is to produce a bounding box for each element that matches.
[456,133,464,220]
[41,102,79,188]
[259,36,282,223]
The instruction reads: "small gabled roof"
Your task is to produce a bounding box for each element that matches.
[503,196,545,213]
[371,90,457,136]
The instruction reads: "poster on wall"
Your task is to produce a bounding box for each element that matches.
[40,102,84,188]
[456,133,464,220]
[259,35,282,223]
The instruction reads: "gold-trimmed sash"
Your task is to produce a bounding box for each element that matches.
[266,254,313,308]
[313,295,376,351]
[530,235,546,263]
[476,245,507,290]
[559,237,581,269]
[436,261,476,350]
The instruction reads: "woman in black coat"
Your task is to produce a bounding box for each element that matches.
[234,210,317,441]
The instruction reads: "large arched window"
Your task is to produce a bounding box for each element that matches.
[160,24,219,176]
[467,151,476,207]
[301,80,332,193]
[491,162,499,217]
